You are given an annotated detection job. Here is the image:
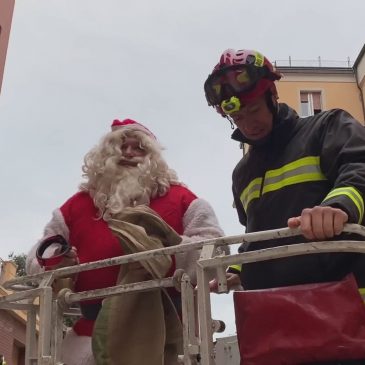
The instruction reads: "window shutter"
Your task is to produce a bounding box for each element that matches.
[312,92,321,110]
[300,92,308,102]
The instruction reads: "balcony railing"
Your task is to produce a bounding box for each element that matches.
[274,57,353,68]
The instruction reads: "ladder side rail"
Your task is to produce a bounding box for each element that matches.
[0,302,35,310]
[2,234,246,290]
[198,240,365,271]
[0,287,46,306]
[196,261,214,365]
[4,224,364,291]
[63,277,174,306]
[25,301,38,365]
[180,273,199,365]
[51,299,65,364]
[38,286,53,364]
[5,223,364,291]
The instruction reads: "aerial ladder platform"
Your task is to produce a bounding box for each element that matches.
[1,224,365,365]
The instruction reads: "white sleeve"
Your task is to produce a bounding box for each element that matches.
[175,198,226,284]
[26,209,69,275]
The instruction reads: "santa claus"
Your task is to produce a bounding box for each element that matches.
[26,118,225,365]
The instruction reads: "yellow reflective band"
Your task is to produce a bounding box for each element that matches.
[229,264,242,273]
[240,177,262,211]
[262,156,326,194]
[265,156,321,179]
[323,186,364,223]
[238,156,328,211]
[243,190,260,211]
[263,172,327,194]
[241,177,263,202]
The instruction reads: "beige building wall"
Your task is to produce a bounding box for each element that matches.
[0,0,15,94]
[354,44,365,119]
[276,70,365,124]
[0,261,27,365]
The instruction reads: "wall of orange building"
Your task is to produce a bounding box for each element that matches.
[0,0,15,94]
[355,54,365,117]
[277,81,364,124]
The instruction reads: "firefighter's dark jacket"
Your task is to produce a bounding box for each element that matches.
[231,103,365,290]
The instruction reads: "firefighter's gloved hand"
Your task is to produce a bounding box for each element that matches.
[287,205,348,241]
[209,272,242,293]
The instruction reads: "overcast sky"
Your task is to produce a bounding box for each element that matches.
[1,0,364,337]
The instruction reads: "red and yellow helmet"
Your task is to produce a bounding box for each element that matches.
[204,49,281,115]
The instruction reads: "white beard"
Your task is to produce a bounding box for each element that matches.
[91,157,158,220]
[110,166,152,210]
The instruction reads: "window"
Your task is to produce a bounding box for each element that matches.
[300,91,322,117]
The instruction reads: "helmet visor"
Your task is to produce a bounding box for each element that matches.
[204,64,268,106]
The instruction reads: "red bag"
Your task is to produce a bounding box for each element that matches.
[234,274,365,365]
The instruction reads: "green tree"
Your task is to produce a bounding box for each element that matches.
[8,252,27,277]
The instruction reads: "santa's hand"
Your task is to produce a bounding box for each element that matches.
[44,246,79,288]
[45,246,79,270]
[288,206,348,240]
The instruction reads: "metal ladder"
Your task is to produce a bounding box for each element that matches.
[1,224,364,365]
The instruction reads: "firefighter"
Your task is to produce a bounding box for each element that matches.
[204,48,365,364]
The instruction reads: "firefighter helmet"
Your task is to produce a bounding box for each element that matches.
[204,49,281,115]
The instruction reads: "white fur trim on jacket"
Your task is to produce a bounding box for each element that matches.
[177,198,226,284]
[26,209,69,275]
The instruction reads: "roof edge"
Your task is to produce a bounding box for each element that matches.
[276,66,354,75]
[353,44,365,69]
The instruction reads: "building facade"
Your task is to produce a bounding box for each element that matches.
[0,0,15,94]
[353,44,365,120]
[275,46,365,125]
[0,261,26,365]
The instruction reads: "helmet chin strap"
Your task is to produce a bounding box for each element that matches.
[228,117,235,129]
[221,113,235,129]
[265,89,278,118]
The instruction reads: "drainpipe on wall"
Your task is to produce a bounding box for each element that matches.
[354,68,365,123]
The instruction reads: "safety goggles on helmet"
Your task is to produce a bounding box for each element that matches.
[204,64,271,107]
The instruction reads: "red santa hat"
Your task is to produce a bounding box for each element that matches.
[111,119,156,139]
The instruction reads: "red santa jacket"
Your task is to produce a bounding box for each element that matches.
[26,184,225,336]
[62,185,196,295]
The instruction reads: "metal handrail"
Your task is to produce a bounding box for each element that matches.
[0,224,364,365]
[4,223,365,291]
[195,224,365,365]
